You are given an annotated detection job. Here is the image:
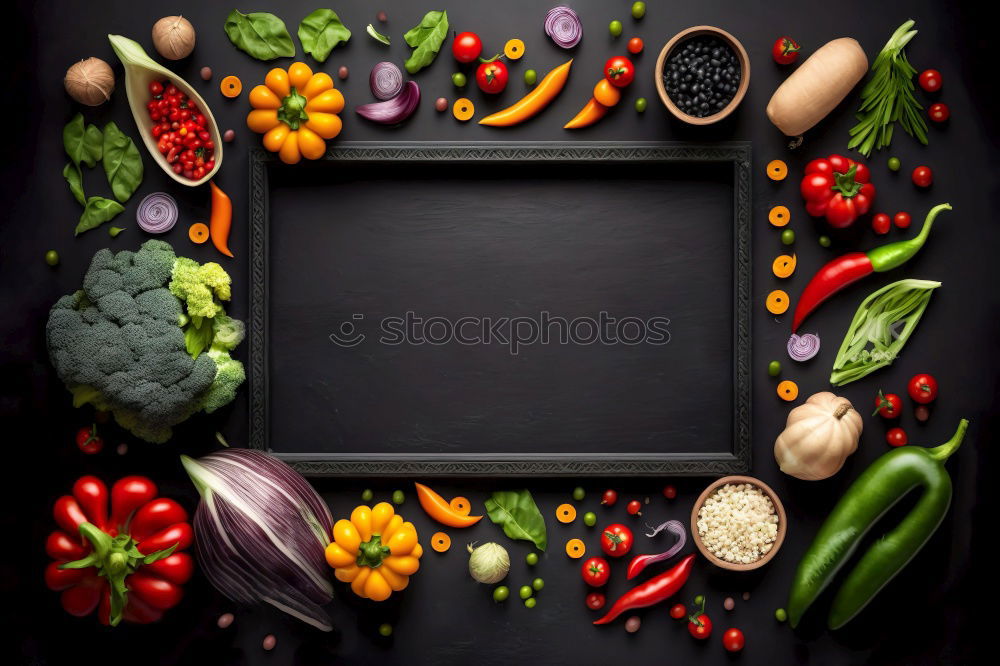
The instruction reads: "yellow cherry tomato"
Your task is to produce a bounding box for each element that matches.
[297,126,326,160]
[265,67,290,98]
[306,88,345,114]
[288,62,313,90]
[301,72,335,100]
[278,131,301,164]
[246,109,280,133]
[593,79,621,107]
[262,124,290,152]
[306,112,343,140]
[248,85,281,109]
[504,38,525,60]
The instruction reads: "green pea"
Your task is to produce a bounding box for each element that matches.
[887,156,901,172]
[378,623,393,637]
[781,229,795,245]
[493,585,510,602]
[44,250,60,266]
[524,69,537,86]
[631,2,647,19]
[525,552,539,566]
[583,511,597,527]
[634,97,647,113]
[694,594,705,606]
[361,488,374,502]
[391,489,405,505]
[572,486,585,501]
[452,72,467,88]
[532,577,544,591]
[818,235,832,248]
[519,585,533,600]
[767,361,781,377]
[609,20,623,37]
[524,597,537,609]
[775,608,788,622]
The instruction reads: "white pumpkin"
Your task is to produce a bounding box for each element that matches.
[774,392,863,480]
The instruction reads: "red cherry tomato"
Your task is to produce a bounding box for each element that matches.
[476,59,508,94]
[626,499,642,515]
[601,489,618,506]
[871,213,891,235]
[722,628,745,652]
[907,373,938,404]
[874,391,902,419]
[75,425,103,454]
[452,32,483,63]
[669,603,687,619]
[886,427,908,447]
[581,556,611,587]
[688,612,713,639]
[771,36,801,65]
[627,37,644,54]
[600,523,633,557]
[918,69,942,93]
[893,211,912,229]
[604,56,635,88]
[662,485,677,499]
[912,166,933,188]
[928,102,950,123]
[586,592,606,610]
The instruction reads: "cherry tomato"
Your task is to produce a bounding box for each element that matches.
[149,81,164,96]
[75,424,103,454]
[476,59,508,94]
[627,37,644,54]
[626,500,642,516]
[601,489,618,506]
[908,373,938,403]
[604,56,635,88]
[722,628,745,652]
[688,612,713,639]
[886,427,908,447]
[912,166,933,188]
[871,213,891,235]
[669,603,687,619]
[662,485,677,499]
[586,592,606,610]
[771,36,801,65]
[600,523,633,557]
[874,391,902,419]
[928,102,950,123]
[893,211,912,229]
[581,556,611,587]
[918,69,942,93]
[452,32,483,63]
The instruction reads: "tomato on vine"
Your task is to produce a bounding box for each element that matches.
[771,36,801,65]
[75,425,103,454]
[604,56,635,88]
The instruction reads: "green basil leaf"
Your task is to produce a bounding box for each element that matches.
[484,489,547,551]
[75,196,124,236]
[225,9,295,61]
[298,8,351,63]
[63,162,86,206]
[63,113,103,168]
[102,122,143,203]
[366,23,390,46]
[403,10,449,75]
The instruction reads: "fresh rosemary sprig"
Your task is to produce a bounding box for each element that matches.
[848,20,928,157]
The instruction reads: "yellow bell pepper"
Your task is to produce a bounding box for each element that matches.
[325,502,422,601]
[247,62,344,165]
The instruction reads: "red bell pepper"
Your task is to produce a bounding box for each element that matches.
[44,475,194,626]
[593,553,696,625]
[800,154,876,228]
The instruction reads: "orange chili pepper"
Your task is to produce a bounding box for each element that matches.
[209,181,233,258]
[564,97,609,129]
[414,482,482,528]
[478,60,573,127]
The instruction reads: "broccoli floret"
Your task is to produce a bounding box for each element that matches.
[201,348,246,414]
[212,313,246,350]
[169,257,232,320]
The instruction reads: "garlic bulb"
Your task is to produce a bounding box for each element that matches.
[152,16,196,60]
[64,58,115,106]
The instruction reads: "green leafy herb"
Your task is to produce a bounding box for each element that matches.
[63,113,103,168]
[63,162,86,206]
[848,20,928,157]
[484,489,547,551]
[109,226,125,237]
[102,122,143,203]
[298,8,351,62]
[225,9,296,61]
[366,23,390,45]
[403,10,449,74]
[830,279,940,386]
[75,196,124,235]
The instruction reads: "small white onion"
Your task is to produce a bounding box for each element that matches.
[468,542,510,584]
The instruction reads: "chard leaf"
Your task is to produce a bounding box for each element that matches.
[298,9,351,62]
[484,489,547,551]
[225,9,295,60]
[102,122,143,203]
[75,196,124,235]
[403,10,448,74]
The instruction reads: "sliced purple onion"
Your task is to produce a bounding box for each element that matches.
[181,449,335,632]
[136,192,178,234]
[788,333,821,362]
[356,80,420,125]
[369,61,403,100]
[544,6,582,48]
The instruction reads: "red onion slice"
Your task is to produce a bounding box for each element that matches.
[136,192,178,234]
[788,333,821,362]
[369,61,403,100]
[544,6,582,49]
[356,80,420,125]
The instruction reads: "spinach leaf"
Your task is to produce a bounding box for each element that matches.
[484,489,547,551]
[403,10,449,74]
[75,196,124,236]
[102,122,143,203]
[298,9,351,62]
[225,9,295,60]
[63,162,86,206]
[63,113,103,168]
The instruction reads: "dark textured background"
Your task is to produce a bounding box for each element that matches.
[2,1,995,664]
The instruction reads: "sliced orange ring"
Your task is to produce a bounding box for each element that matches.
[504,39,525,60]
[772,254,797,279]
[220,75,243,98]
[188,222,210,244]
[449,497,471,516]
[453,97,475,121]
[766,289,790,315]
[766,160,788,181]
[555,503,577,524]
[769,205,790,227]
[430,532,451,553]
[565,538,586,559]
[777,380,799,402]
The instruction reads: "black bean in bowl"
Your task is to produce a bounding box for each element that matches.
[662,35,741,118]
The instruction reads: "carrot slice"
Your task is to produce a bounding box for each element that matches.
[766,289,790,315]
[772,254,797,278]
[777,380,799,402]
[430,532,451,553]
[766,159,788,181]
[188,222,210,244]
[555,503,577,524]
[449,497,471,516]
[453,98,475,121]
[504,39,525,60]
[768,205,790,227]
[220,75,243,98]
[565,538,586,559]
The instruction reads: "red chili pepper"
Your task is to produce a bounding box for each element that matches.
[791,203,951,332]
[593,553,696,625]
[800,154,876,228]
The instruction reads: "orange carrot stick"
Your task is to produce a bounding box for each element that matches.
[209,181,234,258]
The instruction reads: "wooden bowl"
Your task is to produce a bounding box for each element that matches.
[690,475,786,571]
[109,35,223,187]
[654,26,751,125]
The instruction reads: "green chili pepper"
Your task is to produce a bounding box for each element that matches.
[788,419,968,629]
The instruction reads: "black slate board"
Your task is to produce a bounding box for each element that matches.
[249,143,752,475]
